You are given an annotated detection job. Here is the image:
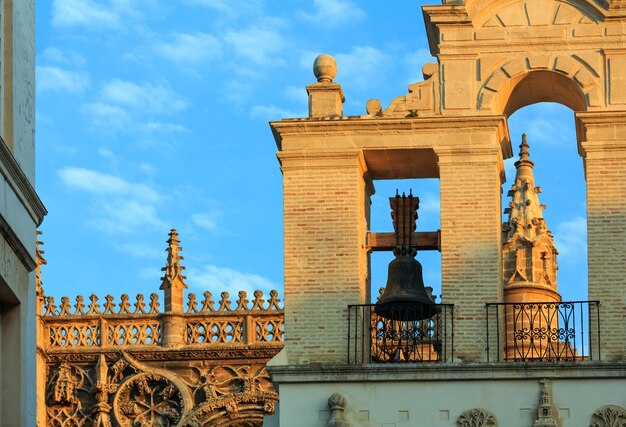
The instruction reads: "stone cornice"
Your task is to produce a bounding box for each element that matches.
[277,149,368,172]
[0,212,36,271]
[271,115,510,150]
[45,345,283,363]
[576,110,626,126]
[268,361,626,383]
[422,4,472,55]
[0,138,46,226]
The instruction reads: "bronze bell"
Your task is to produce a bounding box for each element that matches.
[375,248,438,321]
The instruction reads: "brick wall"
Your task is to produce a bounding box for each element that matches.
[279,151,370,364]
[437,146,504,362]
[583,138,626,361]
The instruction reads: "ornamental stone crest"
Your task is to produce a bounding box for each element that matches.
[589,405,626,427]
[457,408,498,427]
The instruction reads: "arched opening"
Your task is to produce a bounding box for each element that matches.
[370,178,441,304]
[504,103,587,302]
[503,71,587,117]
[499,102,590,361]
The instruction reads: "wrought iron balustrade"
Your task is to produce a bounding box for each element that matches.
[485,301,600,362]
[347,303,454,364]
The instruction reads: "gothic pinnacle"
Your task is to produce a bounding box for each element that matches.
[160,228,188,291]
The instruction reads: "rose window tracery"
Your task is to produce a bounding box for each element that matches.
[113,373,186,427]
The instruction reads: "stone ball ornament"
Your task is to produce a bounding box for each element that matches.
[313,54,337,83]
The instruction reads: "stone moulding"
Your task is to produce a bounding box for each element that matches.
[0,134,47,225]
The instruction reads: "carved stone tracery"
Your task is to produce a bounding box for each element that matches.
[45,352,279,427]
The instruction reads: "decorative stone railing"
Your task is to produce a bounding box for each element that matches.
[41,289,284,350]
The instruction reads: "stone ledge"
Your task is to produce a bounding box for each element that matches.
[0,138,46,226]
[268,361,626,383]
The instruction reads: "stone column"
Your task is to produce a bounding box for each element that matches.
[577,111,626,361]
[436,141,504,362]
[277,150,372,364]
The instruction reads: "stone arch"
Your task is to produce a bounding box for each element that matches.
[466,0,607,27]
[477,54,601,116]
[179,395,277,427]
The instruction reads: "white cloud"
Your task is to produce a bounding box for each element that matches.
[186,0,233,12]
[192,211,222,231]
[59,167,165,234]
[37,66,90,94]
[335,46,391,89]
[299,50,320,71]
[404,48,437,84]
[283,85,307,105]
[224,19,287,66]
[101,79,187,114]
[509,103,575,147]
[82,102,131,130]
[186,264,279,297]
[136,121,187,133]
[184,0,262,16]
[299,0,366,26]
[138,162,156,175]
[41,47,86,67]
[82,80,187,133]
[97,147,116,161]
[52,0,121,29]
[553,216,587,262]
[418,192,440,214]
[154,33,223,67]
[59,167,161,202]
[117,243,165,259]
[250,104,303,120]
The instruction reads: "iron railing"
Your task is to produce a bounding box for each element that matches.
[347,303,454,364]
[485,301,600,362]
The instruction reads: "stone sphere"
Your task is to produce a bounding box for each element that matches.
[313,54,337,83]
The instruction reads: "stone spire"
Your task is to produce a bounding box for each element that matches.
[502,134,560,293]
[160,229,188,312]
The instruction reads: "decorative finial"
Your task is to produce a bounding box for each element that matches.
[160,229,188,290]
[514,133,534,172]
[519,133,530,160]
[313,54,337,83]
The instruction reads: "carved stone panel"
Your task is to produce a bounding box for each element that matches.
[589,405,626,427]
[457,408,498,427]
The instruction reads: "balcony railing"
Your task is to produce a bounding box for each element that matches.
[347,304,454,364]
[485,301,601,362]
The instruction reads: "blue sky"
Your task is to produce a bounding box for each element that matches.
[37,0,588,304]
